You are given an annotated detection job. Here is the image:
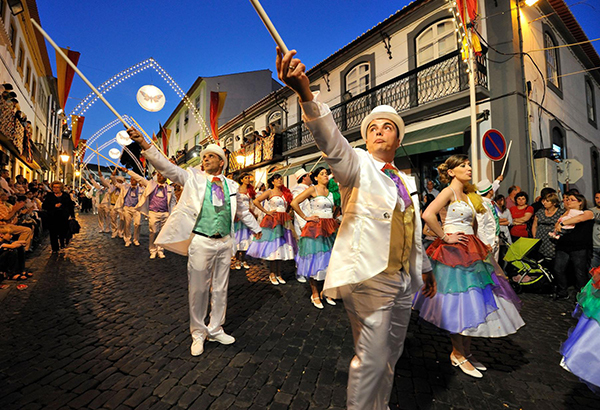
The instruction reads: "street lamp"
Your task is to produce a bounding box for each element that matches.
[60,152,69,184]
[524,0,539,6]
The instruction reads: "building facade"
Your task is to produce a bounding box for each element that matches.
[219,0,600,198]
[159,69,281,169]
[0,0,62,184]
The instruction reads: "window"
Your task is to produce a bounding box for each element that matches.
[0,1,5,19]
[195,95,201,111]
[552,127,565,159]
[544,30,561,95]
[416,19,457,66]
[345,63,370,97]
[31,79,36,102]
[9,19,16,49]
[585,78,596,126]
[25,62,31,90]
[175,118,180,134]
[17,44,24,73]
[184,109,189,125]
[243,125,254,138]
[268,111,282,133]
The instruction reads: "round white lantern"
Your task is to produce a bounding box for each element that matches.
[109,148,122,159]
[136,85,166,112]
[116,130,133,146]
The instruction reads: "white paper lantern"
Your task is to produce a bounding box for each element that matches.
[136,85,165,112]
[109,148,122,159]
[116,130,133,146]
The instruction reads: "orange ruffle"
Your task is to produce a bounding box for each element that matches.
[426,234,490,267]
[260,212,292,229]
[301,218,340,239]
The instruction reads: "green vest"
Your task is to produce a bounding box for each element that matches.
[193,179,232,237]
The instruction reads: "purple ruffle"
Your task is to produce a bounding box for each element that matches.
[247,228,296,260]
[413,285,498,334]
[296,251,331,280]
[491,272,523,311]
[561,306,600,392]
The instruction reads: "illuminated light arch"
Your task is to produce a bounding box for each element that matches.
[68,58,214,144]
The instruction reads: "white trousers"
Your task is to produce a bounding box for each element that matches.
[187,234,233,339]
[109,206,124,236]
[340,271,413,410]
[122,206,141,244]
[98,204,110,232]
[148,211,169,254]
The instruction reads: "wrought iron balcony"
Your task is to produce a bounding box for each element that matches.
[228,134,280,173]
[283,50,487,152]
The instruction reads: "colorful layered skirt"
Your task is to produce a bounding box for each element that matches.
[234,218,253,252]
[295,218,339,280]
[413,235,525,337]
[247,212,297,261]
[560,278,600,393]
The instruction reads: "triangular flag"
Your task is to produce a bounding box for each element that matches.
[71,115,85,148]
[56,48,80,110]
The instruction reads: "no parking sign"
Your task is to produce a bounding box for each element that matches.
[482,129,507,161]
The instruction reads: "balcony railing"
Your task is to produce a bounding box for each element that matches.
[283,51,487,152]
[228,134,279,173]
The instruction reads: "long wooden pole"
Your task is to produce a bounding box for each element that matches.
[249,0,289,53]
[30,18,129,129]
[500,140,513,176]
[85,143,120,167]
[464,0,479,183]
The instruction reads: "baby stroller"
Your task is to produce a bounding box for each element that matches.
[503,237,554,294]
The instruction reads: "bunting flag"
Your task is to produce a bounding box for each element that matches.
[56,48,81,110]
[210,91,227,142]
[152,132,159,146]
[78,139,87,162]
[457,0,482,58]
[71,115,85,148]
[159,122,171,156]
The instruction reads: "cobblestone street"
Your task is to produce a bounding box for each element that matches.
[1,213,599,410]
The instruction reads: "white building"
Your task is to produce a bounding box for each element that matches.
[0,0,62,183]
[220,0,600,198]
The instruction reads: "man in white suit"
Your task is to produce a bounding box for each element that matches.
[112,168,143,247]
[277,49,436,410]
[86,174,111,233]
[127,131,262,357]
[134,170,177,259]
[98,169,123,239]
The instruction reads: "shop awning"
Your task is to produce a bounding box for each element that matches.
[396,116,471,157]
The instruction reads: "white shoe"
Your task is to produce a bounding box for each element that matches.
[296,276,307,283]
[325,297,337,306]
[466,354,487,371]
[124,242,131,247]
[242,262,250,269]
[451,353,483,378]
[235,262,242,270]
[157,251,165,259]
[208,332,235,345]
[269,274,279,285]
[191,337,205,356]
[276,276,286,284]
[150,253,157,259]
[311,295,324,309]
[133,241,140,246]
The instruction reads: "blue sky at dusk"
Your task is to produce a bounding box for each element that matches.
[35,0,600,166]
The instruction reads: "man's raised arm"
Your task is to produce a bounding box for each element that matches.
[276,48,359,188]
[127,128,188,186]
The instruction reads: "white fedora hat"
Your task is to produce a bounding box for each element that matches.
[201,144,228,170]
[360,105,405,142]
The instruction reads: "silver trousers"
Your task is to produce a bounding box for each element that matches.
[340,271,413,410]
[187,234,233,339]
[122,206,141,244]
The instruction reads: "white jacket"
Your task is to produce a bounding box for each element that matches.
[133,175,177,217]
[142,146,261,256]
[302,97,431,298]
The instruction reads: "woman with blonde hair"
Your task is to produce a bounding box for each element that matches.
[413,154,524,378]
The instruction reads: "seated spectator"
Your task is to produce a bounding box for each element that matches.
[509,191,533,242]
[0,192,33,251]
[0,232,31,281]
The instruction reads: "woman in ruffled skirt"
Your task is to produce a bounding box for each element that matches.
[233,173,256,270]
[560,266,600,393]
[247,174,297,285]
[291,167,340,309]
[413,155,525,378]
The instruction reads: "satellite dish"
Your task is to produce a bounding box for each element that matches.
[116,130,133,146]
[136,85,165,112]
[109,148,122,159]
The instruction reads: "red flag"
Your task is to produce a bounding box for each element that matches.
[210,92,227,142]
[71,115,85,148]
[159,122,171,156]
[78,139,87,162]
[56,48,80,110]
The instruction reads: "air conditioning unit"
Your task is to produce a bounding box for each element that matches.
[534,158,558,197]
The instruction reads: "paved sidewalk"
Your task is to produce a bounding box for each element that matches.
[0,214,598,409]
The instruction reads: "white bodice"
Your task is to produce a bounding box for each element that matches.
[444,197,475,235]
[310,192,335,218]
[267,195,288,212]
[238,192,251,213]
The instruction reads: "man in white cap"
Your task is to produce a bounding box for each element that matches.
[276,49,436,410]
[476,176,503,260]
[127,129,262,357]
[113,168,143,247]
[291,168,312,283]
[98,168,123,239]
